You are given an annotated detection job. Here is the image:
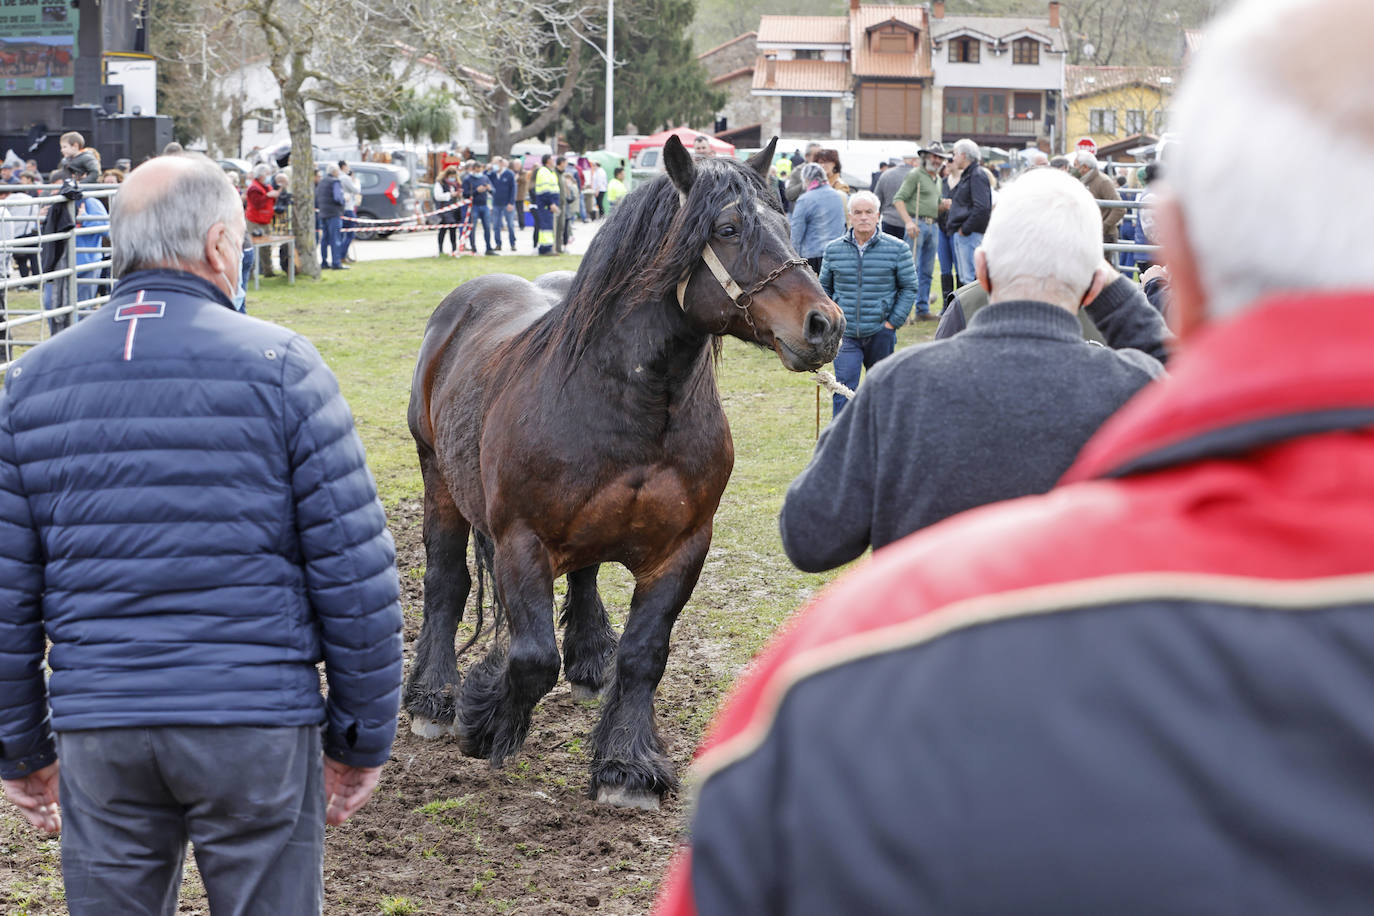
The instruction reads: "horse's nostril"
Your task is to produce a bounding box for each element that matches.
[804,310,832,344]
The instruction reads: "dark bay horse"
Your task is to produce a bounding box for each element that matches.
[404,136,844,808]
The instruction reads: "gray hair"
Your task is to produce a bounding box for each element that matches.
[848,190,880,213]
[1073,149,1098,170]
[327,165,341,177]
[798,162,826,186]
[111,154,243,277]
[252,163,271,180]
[953,138,981,162]
[1170,0,1374,320]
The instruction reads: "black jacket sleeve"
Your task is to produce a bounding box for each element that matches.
[1084,275,1173,367]
[961,169,992,235]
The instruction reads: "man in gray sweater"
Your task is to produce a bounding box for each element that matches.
[781,168,1169,572]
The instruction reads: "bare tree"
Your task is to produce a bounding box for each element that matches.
[155,0,409,278]
[399,0,605,157]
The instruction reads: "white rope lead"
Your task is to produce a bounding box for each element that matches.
[812,368,853,401]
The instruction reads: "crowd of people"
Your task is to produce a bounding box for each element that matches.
[776,124,1169,417]
[5,0,1373,911]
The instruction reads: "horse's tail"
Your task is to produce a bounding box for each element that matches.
[461,529,506,654]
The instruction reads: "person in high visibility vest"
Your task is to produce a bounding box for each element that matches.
[532,154,561,255]
[604,167,628,217]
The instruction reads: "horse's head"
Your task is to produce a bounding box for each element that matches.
[662,136,844,372]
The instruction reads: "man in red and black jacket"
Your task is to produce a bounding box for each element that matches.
[659,1,1374,912]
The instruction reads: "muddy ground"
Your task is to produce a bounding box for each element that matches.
[314,500,722,916]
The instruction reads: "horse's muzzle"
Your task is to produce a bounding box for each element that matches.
[775,307,845,370]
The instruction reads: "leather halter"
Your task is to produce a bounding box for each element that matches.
[675,244,808,332]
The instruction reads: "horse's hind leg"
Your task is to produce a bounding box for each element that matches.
[561,564,618,700]
[589,528,710,809]
[404,452,472,736]
[457,526,560,766]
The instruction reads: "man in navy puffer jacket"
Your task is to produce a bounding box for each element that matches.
[0,154,403,914]
[818,190,918,416]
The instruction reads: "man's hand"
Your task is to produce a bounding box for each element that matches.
[3,761,61,834]
[1084,258,1122,304]
[904,220,917,234]
[323,756,382,826]
[506,204,514,211]
[1140,264,1169,285]
[883,321,895,330]
[551,204,560,214]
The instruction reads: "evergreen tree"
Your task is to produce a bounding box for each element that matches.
[561,0,724,151]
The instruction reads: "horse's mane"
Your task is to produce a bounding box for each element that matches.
[521,156,779,374]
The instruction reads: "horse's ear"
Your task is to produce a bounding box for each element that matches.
[663,135,695,198]
[745,137,778,179]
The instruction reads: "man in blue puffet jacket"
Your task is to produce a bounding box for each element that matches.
[0,153,404,915]
[818,189,918,416]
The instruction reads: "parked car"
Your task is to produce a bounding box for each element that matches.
[218,158,252,182]
[340,162,420,240]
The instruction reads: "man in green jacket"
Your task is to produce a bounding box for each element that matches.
[893,145,945,319]
[818,191,918,416]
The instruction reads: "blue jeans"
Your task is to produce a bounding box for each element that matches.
[320,216,343,267]
[938,228,958,284]
[910,221,938,314]
[953,231,982,289]
[495,205,518,246]
[468,204,492,252]
[832,328,896,416]
[341,209,357,261]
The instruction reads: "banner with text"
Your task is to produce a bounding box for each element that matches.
[0,0,79,96]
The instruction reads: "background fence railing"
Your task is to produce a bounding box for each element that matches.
[0,182,118,373]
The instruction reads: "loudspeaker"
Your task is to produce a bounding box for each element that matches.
[99,84,124,116]
[126,115,173,163]
[61,104,104,139]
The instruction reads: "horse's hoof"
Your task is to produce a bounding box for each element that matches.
[596,784,662,810]
[410,715,456,739]
[570,683,604,702]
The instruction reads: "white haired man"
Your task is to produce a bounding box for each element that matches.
[945,137,992,289]
[778,168,1164,571]
[659,1,1374,912]
[0,154,403,913]
[817,190,918,416]
[1073,148,1123,243]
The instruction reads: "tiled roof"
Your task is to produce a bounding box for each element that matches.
[697,31,757,60]
[931,15,1066,53]
[1066,65,1180,99]
[757,15,849,46]
[850,5,931,79]
[710,66,754,86]
[752,58,850,93]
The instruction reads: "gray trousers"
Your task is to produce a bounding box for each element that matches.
[58,725,325,916]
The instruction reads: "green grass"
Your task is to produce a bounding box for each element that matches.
[378,895,420,915]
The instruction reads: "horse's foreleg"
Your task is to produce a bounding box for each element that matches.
[589,527,710,809]
[457,526,560,767]
[561,564,618,700]
[404,458,472,735]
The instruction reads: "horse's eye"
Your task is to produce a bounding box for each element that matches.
[716,224,738,238]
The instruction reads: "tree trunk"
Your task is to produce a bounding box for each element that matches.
[484,37,584,158]
[284,96,319,279]
[282,84,319,279]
